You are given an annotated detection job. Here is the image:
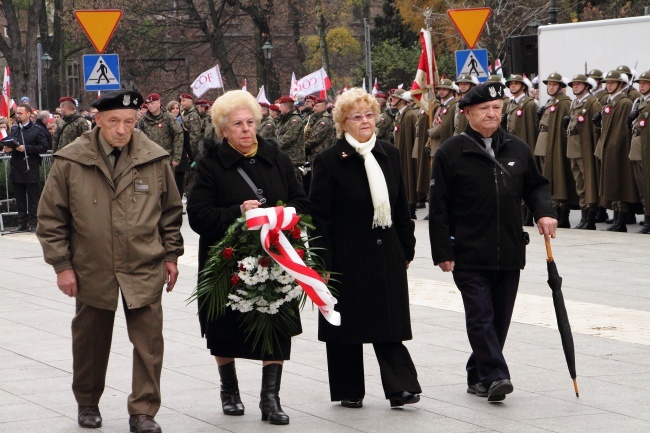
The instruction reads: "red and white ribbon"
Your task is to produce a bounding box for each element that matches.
[245,206,341,326]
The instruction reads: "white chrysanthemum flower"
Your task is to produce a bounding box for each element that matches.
[239,256,258,271]
[277,272,294,285]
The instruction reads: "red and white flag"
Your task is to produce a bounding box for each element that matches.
[292,68,332,98]
[241,78,248,92]
[1,67,10,118]
[191,65,224,98]
[290,72,299,98]
[494,59,503,77]
[371,78,379,96]
[0,128,7,139]
[256,85,270,105]
[410,29,437,112]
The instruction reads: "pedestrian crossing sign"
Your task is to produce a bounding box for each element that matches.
[455,49,489,83]
[83,54,120,91]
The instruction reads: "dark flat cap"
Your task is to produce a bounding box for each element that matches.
[91,90,144,112]
[459,82,506,109]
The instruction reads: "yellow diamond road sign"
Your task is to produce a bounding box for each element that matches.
[74,9,123,54]
[447,8,492,50]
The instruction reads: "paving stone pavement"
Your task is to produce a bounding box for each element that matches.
[1,209,649,433]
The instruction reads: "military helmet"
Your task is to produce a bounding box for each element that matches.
[456,74,479,85]
[568,74,595,89]
[437,78,455,90]
[616,65,633,77]
[505,74,532,90]
[486,75,506,84]
[542,72,567,87]
[587,69,604,80]
[604,70,628,84]
[634,71,650,83]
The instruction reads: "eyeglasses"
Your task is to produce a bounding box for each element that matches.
[347,112,377,122]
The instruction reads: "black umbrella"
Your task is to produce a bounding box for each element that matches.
[545,234,579,398]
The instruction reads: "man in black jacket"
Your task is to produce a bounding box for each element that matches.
[2,104,50,232]
[429,82,557,402]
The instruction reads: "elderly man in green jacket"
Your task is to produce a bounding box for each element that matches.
[36,90,184,433]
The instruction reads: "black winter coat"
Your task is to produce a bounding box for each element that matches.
[187,136,308,340]
[429,127,556,271]
[8,122,50,183]
[310,138,416,344]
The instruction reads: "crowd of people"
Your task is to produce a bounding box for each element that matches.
[0,61,644,432]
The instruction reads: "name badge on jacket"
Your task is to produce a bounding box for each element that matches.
[134,178,150,193]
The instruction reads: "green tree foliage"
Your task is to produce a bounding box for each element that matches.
[371,0,418,49]
[303,27,361,88]
[356,38,419,90]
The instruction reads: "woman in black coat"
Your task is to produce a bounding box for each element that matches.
[309,88,421,409]
[187,90,308,425]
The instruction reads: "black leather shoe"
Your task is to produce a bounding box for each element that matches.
[467,382,488,397]
[389,391,420,407]
[341,399,363,408]
[487,379,513,402]
[12,223,28,233]
[129,415,162,433]
[78,405,102,428]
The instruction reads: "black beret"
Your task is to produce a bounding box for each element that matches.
[458,82,505,109]
[91,90,144,112]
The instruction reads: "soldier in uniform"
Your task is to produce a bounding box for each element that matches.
[427,79,458,160]
[629,71,650,233]
[616,65,643,102]
[392,89,419,218]
[534,73,576,228]
[454,74,479,135]
[374,92,394,143]
[303,96,335,194]
[588,69,608,105]
[137,93,183,170]
[269,103,281,120]
[587,69,609,222]
[415,98,438,212]
[256,102,276,139]
[179,93,203,197]
[300,96,314,119]
[506,74,538,226]
[196,99,212,135]
[275,96,305,182]
[52,97,90,153]
[566,74,602,229]
[596,70,639,232]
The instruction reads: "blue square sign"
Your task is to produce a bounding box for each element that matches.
[83,54,120,91]
[454,49,489,82]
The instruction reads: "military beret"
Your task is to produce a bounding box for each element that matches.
[59,96,76,104]
[278,96,294,104]
[269,104,280,112]
[459,82,506,109]
[374,92,388,99]
[179,93,193,101]
[146,93,160,103]
[141,103,149,110]
[305,95,318,102]
[195,99,209,106]
[91,90,144,112]
[634,71,650,83]
[259,101,270,108]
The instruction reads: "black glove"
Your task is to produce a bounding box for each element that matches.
[536,105,545,121]
[424,146,431,156]
[627,110,640,130]
[562,116,570,128]
[592,112,602,128]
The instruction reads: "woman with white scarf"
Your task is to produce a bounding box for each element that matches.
[310,88,421,409]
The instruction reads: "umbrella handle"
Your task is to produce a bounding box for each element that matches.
[544,234,554,262]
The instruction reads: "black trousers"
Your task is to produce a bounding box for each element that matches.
[174,170,185,199]
[14,182,40,226]
[452,269,520,387]
[325,342,421,401]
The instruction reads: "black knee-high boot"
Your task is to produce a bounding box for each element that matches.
[574,208,587,229]
[219,362,244,416]
[638,215,650,234]
[260,364,289,425]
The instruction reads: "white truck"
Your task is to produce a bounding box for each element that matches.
[537,15,650,105]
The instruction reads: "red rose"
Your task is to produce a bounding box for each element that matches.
[259,256,272,267]
[269,231,280,246]
[295,248,305,259]
[239,264,246,272]
[223,247,234,259]
[290,227,301,240]
[230,274,240,285]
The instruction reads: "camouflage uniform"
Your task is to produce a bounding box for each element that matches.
[276,109,305,180]
[304,111,335,163]
[376,111,394,143]
[199,111,211,135]
[52,113,90,153]
[181,105,203,196]
[256,114,276,139]
[136,109,183,164]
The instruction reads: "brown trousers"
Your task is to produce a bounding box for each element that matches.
[71,298,164,416]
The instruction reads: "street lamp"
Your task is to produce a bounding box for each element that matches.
[41,53,52,109]
[261,40,273,99]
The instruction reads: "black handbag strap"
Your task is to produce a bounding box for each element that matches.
[461,132,515,185]
[236,165,267,204]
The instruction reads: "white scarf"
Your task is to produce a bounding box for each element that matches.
[345,132,392,228]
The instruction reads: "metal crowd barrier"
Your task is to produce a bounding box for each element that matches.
[0,152,53,232]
